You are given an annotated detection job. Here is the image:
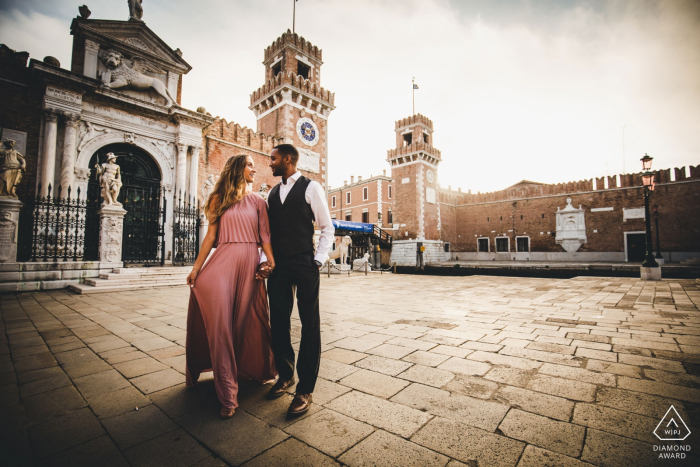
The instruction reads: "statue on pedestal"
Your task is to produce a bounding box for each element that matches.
[128,0,144,22]
[95,153,122,206]
[0,139,26,199]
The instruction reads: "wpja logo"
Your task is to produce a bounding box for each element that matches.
[653,406,692,460]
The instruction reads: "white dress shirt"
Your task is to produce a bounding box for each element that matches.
[263,171,335,264]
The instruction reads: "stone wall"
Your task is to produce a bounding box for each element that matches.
[390,239,446,267]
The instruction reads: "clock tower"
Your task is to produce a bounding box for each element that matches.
[387,114,444,265]
[249,30,335,190]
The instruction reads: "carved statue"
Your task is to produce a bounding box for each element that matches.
[0,139,26,198]
[258,183,269,201]
[327,236,352,265]
[201,174,216,204]
[98,49,176,108]
[128,0,144,22]
[94,153,123,206]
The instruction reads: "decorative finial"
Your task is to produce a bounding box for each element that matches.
[128,0,144,22]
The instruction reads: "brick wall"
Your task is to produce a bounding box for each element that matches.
[328,176,392,225]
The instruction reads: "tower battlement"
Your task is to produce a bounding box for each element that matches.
[264,29,322,62]
[395,114,433,131]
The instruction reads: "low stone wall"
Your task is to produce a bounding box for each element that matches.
[0,261,120,293]
[449,251,700,263]
[390,239,445,266]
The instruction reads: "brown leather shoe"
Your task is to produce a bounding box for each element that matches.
[268,378,295,399]
[287,393,312,416]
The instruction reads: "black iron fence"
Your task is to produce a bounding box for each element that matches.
[17,184,100,262]
[172,191,200,266]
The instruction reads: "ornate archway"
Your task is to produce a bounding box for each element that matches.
[87,143,166,265]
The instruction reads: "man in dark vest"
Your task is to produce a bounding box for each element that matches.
[264,144,334,416]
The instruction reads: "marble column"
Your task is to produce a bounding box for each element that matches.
[40,109,59,197]
[189,145,200,202]
[176,143,188,198]
[61,113,80,194]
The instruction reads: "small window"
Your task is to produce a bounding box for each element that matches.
[487,217,490,222]
[271,61,282,77]
[542,214,545,218]
[496,238,509,252]
[362,212,369,223]
[387,210,393,224]
[403,133,412,146]
[346,192,351,205]
[423,133,429,144]
[345,213,351,221]
[331,195,336,208]
[520,215,523,220]
[500,216,503,221]
[478,238,489,252]
[297,61,310,79]
[388,185,392,199]
[443,242,450,253]
[517,237,530,252]
[363,187,368,201]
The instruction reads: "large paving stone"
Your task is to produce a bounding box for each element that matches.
[618,376,700,403]
[102,404,178,450]
[367,344,416,360]
[36,435,129,467]
[595,386,689,420]
[321,348,368,364]
[28,407,105,459]
[402,350,450,367]
[516,444,594,467]
[391,383,508,431]
[443,374,499,399]
[580,428,663,467]
[483,366,535,387]
[572,402,658,444]
[411,417,525,467]
[18,371,72,398]
[149,383,212,419]
[339,429,449,467]
[495,385,574,421]
[467,351,542,370]
[177,404,289,465]
[74,369,131,399]
[88,385,153,419]
[22,385,87,422]
[113,357,168,379]
[243,438,340,467]
[527,374,597,402]
[340,369,410,398]
[123,428,213,467]
[130,368,183,394]
[62,358,112,378]
[327,390,433,437]
[354,355,413,376]
[245,391,322,428]
[499,409,585,457]
[397,364,455,388]
[13,352,57,373]
[284,408,374,457]
[318,358,361,382]
[538,363,616,386]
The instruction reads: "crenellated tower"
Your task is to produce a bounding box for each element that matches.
[249,30,335,189]
[387,114,442,240]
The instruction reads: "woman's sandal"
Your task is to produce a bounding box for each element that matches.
[220,407,235,419]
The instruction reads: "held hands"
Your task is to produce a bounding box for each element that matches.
[186,266,200,286]
[255,260,274,280]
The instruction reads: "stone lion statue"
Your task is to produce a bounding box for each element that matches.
[98,49,176,108]
[327,236,352,265]
[353,253,370,269]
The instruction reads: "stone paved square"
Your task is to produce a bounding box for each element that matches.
[2,274,700,466]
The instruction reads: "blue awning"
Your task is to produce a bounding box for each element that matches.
[332,220,374,234]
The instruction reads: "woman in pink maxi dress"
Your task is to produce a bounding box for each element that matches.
[185,154,277,418]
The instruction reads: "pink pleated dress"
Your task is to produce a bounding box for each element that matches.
[185,192,277,410]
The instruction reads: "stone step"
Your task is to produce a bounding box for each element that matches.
[99,270,191,280]
[70,281,186,294]
[111,267,190,274]
[85,276,188,287]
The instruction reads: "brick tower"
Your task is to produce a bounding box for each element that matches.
[387,114,444,265]
[249,30,335,190]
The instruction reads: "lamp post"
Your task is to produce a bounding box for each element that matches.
[640,154,658,268]
[652,204,662,260]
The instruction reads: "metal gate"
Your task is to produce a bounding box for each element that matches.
[121,185,166,266]
[172,191,200,266]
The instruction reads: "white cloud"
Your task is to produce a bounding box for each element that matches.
[1,0,698,192]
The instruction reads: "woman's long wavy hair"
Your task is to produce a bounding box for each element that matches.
[204,154,250,223]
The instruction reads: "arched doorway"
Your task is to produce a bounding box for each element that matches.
[87,144,166,265]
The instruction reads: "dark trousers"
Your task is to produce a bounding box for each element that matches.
[267,251,321,395]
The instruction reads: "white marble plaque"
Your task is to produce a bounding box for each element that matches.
[426,187,436,204]
[402,177,410,184]
[1,129,27,156]
[623,207,645,221]
[0,219,17,262]
[298,148,320,174]
[46,86,82,105]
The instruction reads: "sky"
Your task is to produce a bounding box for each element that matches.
[1,0,698,193]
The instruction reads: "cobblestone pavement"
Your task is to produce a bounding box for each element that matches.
[1,275,700,466]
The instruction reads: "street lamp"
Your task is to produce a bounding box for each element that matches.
[652,204,662,260]
[641,154,658,268]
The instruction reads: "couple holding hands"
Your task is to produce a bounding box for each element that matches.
[185,144,334,419]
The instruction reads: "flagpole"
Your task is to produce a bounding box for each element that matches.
[293,0,296,34]
[412,77,415,116]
